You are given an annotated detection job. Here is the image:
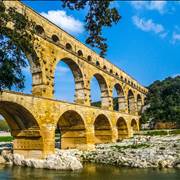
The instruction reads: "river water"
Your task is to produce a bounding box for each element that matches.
[0,163,179,180]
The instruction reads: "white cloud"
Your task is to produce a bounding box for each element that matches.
[40,10,84,34]
[55,66,70,74]
[132,16,167,38]
[130,1,167,14]
[172,32,180,43]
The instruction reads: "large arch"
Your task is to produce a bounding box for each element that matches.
[94,114,112,144]
[90,73,110,109]
[0,101,42,158]
[113,83,126,112]
[56,110,86,149]
[54,58,85,104]
[116,117,129,140]
[127,89,136,114]
[137,94,142,115]
[131,119,139,133]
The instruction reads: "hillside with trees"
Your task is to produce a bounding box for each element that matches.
[0,119,9,131]
[141,76,180,127]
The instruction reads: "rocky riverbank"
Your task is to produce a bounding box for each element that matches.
[0,149,83,171]
[82,135,180,168]
[0,135,180,170]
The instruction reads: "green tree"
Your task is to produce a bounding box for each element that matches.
[142,76,180,126]
[62,0,121,57]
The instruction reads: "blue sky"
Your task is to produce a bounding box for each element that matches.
[20,1,180,103]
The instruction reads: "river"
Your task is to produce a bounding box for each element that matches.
[0,163,179,180]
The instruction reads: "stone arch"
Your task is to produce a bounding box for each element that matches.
[87,55,92,61]
[0,101,42,158]
[127,89,136,114]
[51,34,59,42]
[116,117,129,140]
[35,25,45,35]
[113,83,126,112]
[54,57,85,103]
[77,50,83,57]
[131,119,139,133]
[56,110,86,149]
[65,43,72,51]
[0,101,39,131]
[94,114,113,144]
[90,73,110,109]
[137,94,142,114]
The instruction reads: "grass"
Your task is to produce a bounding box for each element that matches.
[0,136,13,142]
[112,143,150,151]
[136,129,180,136]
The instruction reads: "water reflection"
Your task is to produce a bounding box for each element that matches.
[0,163,179,180]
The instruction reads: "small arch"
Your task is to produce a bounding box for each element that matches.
[87,55,92,61]
[113,83,126,112]
[128,89,136,114]
[137,94,142,114]
[110,69,113,74]
[52,34,59,42]
[116,117,128,140]
[77,50,83,57]
[35,25,45,35]
[103,65,107,70]
[115,72,118,77]
[131,119,139,133]
[65,43,72,51]
[96,61,100,66]
[94,114,112,144]
[56,110,86,149]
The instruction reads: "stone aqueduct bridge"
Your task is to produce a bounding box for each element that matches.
[1,1,148,158]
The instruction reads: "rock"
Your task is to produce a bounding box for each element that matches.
[0,155,5,164]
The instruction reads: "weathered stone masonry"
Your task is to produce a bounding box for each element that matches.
[0,1,148,159]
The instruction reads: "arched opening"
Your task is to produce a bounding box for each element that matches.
[65,43,72,51]
[94,114,112,144]
[77,50,83,57]
[110,69,113,74]
[54,58,85,103]
[51,34,59,43]
[0,102,42,157]
[113,84,126,112]
[87,55,92,61]
[137,94,142,114]
[35,25,45,35]
[131,119,139,133]
[116,117,128,140]
[103,65,107,70]
[56,110,86,149]
[127,90,136,114]
[90,74,109,109]
[96,61,100,67]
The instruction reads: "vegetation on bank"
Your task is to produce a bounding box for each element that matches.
[141,76,180,126]
[136,129,180,136]
[0,119,9,131]
[0,136,13,142]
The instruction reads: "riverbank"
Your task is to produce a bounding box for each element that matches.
[0,135,180,170]
[82,135,180,168]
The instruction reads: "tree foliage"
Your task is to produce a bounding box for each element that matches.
[0,1,37,91]
[61,0,121,57]
[142,76,180,125]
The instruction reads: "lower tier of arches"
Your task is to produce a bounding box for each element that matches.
[0,91,140,159]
